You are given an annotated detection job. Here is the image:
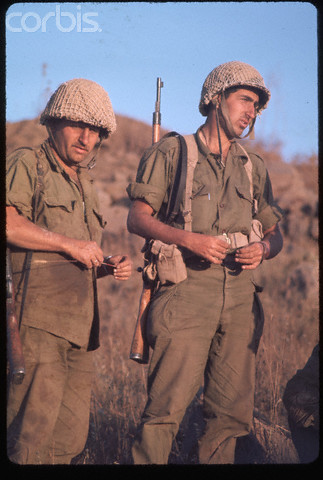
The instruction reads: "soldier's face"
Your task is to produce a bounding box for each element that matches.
[50,119,101,166]
[222,88,259,137]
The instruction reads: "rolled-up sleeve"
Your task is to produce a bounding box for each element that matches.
[6,150,37,220]
[256,203,283,232]
[127,137,179,213]
[126,182,168,214]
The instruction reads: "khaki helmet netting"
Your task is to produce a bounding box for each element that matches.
[40,78,116,138]
[199,61,271,116]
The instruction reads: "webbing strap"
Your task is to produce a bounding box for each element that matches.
[235,142,258,215]
[182,135,199,231]
[165,133,187,225]
[236,143,253,198]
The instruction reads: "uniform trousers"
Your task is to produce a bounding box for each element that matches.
[7,325,94,464]
[132,259,264,464]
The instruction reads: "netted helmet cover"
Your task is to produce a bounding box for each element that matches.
[199,61,271,116]
[40,78,116,137]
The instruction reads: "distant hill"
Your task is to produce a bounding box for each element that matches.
[6,114,318,248]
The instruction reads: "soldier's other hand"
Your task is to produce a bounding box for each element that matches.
[108,255,133,281]
[234,242,264,269]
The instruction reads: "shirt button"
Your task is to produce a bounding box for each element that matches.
[220,203,225,208]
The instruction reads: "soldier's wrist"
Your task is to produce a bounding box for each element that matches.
[260,241,270,262]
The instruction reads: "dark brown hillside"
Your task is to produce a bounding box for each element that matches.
[6,116,319,464]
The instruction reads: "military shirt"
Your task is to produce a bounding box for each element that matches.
[6,140,106,350]
[127,127,283,236]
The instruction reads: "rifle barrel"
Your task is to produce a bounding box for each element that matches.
[152,77,164,143]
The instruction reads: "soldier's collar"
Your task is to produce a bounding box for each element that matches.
[230,141,249,165]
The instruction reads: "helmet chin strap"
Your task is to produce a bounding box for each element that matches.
[219,92,256,140]
[215,107,225,167]
[86,141,102,170]
[46,125,65,163]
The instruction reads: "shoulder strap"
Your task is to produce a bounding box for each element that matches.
[164,132,187,224]
[164,133,199,231]
[235,143,258,215]
[182,135,199,231]
[235,143,253,198]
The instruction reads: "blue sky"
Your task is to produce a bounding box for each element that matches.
[5,2,318,162]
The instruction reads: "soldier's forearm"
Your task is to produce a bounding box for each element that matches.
[127,200,188,247]
[6,206,71,252]
[6,206,104,268]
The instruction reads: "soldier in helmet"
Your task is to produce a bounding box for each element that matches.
[6,78,132,464]
[127,61,284,464]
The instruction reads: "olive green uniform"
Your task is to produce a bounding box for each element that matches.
[6,140,105,463]
[127,128,282,464]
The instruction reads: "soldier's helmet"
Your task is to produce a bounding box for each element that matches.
[40,78,116,138]
[199,61,271,116]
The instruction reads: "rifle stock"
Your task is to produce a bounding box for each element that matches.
[6,248,25,384]
[129,284,151,363]
[129,77,163,364]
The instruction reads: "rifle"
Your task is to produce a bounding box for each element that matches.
[6,248,25,384]
[129,77,164,364]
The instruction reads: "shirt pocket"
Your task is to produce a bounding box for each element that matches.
[191,176,213,233]
[44,195,75,212]
[233,183,253,227]
[41,194,78,233]
[234,184,252,205]
[87,207,107,245]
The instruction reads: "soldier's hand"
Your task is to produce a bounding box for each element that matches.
[234,242,264,269]
[107,255,133,281]
[188,233,230,264]
[64,239,104,268]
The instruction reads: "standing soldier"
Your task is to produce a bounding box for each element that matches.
[127,61,283,464]
[6,78,132,464]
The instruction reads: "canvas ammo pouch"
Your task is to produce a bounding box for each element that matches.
[150,240,187,285]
